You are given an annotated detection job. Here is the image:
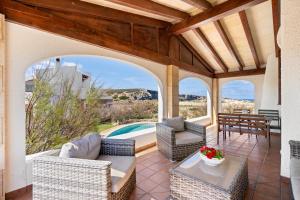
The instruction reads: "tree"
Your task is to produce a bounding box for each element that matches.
[25,66,103,154]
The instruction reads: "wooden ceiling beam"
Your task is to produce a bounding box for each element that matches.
[181,0,211,10]
[193,28,228,73]
[180,0,244,71]
[272,0,280,58]
[178,35,215,73]
[171,0,267,34]
[239,11,260,69]
[214,21,244,71]
[214,68,265,78]
[105,0,189,21]
[14,0,171,28]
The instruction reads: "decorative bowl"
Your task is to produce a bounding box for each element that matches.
[200,153,225,166]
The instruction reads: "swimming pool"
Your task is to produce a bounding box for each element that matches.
[107,123,155,137]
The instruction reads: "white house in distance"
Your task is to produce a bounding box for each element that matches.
[25,58,92,100]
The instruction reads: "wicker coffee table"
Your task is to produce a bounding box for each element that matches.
[170,152,248,200]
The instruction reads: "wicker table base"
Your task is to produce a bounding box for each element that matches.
[170,153,248,200]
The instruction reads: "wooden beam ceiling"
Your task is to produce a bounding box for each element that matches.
[1,0,269,79]
[239,11,260,69]
[180,0,244,71]
[194,28,228,73]
[171,0,268,34]
[181,0,211,9]
[104,0,189,21]
[14,0,171,28]
[214,68,265,78]
[2,0,213,77]
[214,21,244,71]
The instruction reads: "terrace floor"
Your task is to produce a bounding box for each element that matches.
[8,131,290,200]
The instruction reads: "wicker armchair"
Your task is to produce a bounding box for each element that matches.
[289,140,300,200]
[156,121,206,161]
[33,139,135,200]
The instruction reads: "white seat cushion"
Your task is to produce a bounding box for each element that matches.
[290,158,300,199]
[291,177,300,200]
[59,133,101,160]
[291,158,300,178]
[175,131,203,145]
[163,116,185,132]
[98,155,136,193]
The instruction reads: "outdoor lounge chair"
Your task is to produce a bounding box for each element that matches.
[32,134,136,200]
[156,117,206,161]
[289,140,300,200]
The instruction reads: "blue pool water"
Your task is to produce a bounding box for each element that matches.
[108,123,155,137]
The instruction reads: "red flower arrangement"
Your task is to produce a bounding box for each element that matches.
[200,146,224,160]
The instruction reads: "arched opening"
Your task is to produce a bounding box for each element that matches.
[25,55,163,155]
[221,80,255,113]
[179,77,210,120]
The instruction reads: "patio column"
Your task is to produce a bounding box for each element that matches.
[281,0,300,178]
[212,78,219,125]
[167,65,179,118]
[0,14,5,200]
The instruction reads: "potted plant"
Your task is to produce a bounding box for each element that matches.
[200,146,225,166]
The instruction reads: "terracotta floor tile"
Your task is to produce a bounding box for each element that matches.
[130,187,147,200]
[149,173,169,184]
[150,185,169,193]
[150,191,170,200]
[139,194,157,200]
[139,168,156,178]
[137,179,158,193]
[255,184,280,198]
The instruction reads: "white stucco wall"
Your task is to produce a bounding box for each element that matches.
[261,54,280,111]
[218,74,265,113]
[280,0,300,178]
[5,22,171,192]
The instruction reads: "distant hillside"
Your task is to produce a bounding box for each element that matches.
[105,89,158,101]
[104,88,206,101]
[223,97,254,102]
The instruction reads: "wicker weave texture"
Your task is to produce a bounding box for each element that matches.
[101,138,135,156]
[289,140,300,159]
[170,159,248,200]
[32,138,136,200]
[156,122,206,161]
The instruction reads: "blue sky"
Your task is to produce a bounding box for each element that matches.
[27,56,254,100]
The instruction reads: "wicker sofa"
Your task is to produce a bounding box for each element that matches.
[290,140,300,200]
[156,118,206,161]
[32,138,136,200]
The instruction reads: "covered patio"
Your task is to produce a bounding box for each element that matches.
[0,0,299,200]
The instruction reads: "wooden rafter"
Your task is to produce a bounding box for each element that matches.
[214,68,265,78]
[178,35,215,73]
[14,0,171,28]
[239,11,260,69]
[193,28,228,72]
[181,0,211,9]
[105,0,189,21]
[272,0,280,58]
[171,0,267,34]
[179,0,253,71]
[214,21,244,71]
